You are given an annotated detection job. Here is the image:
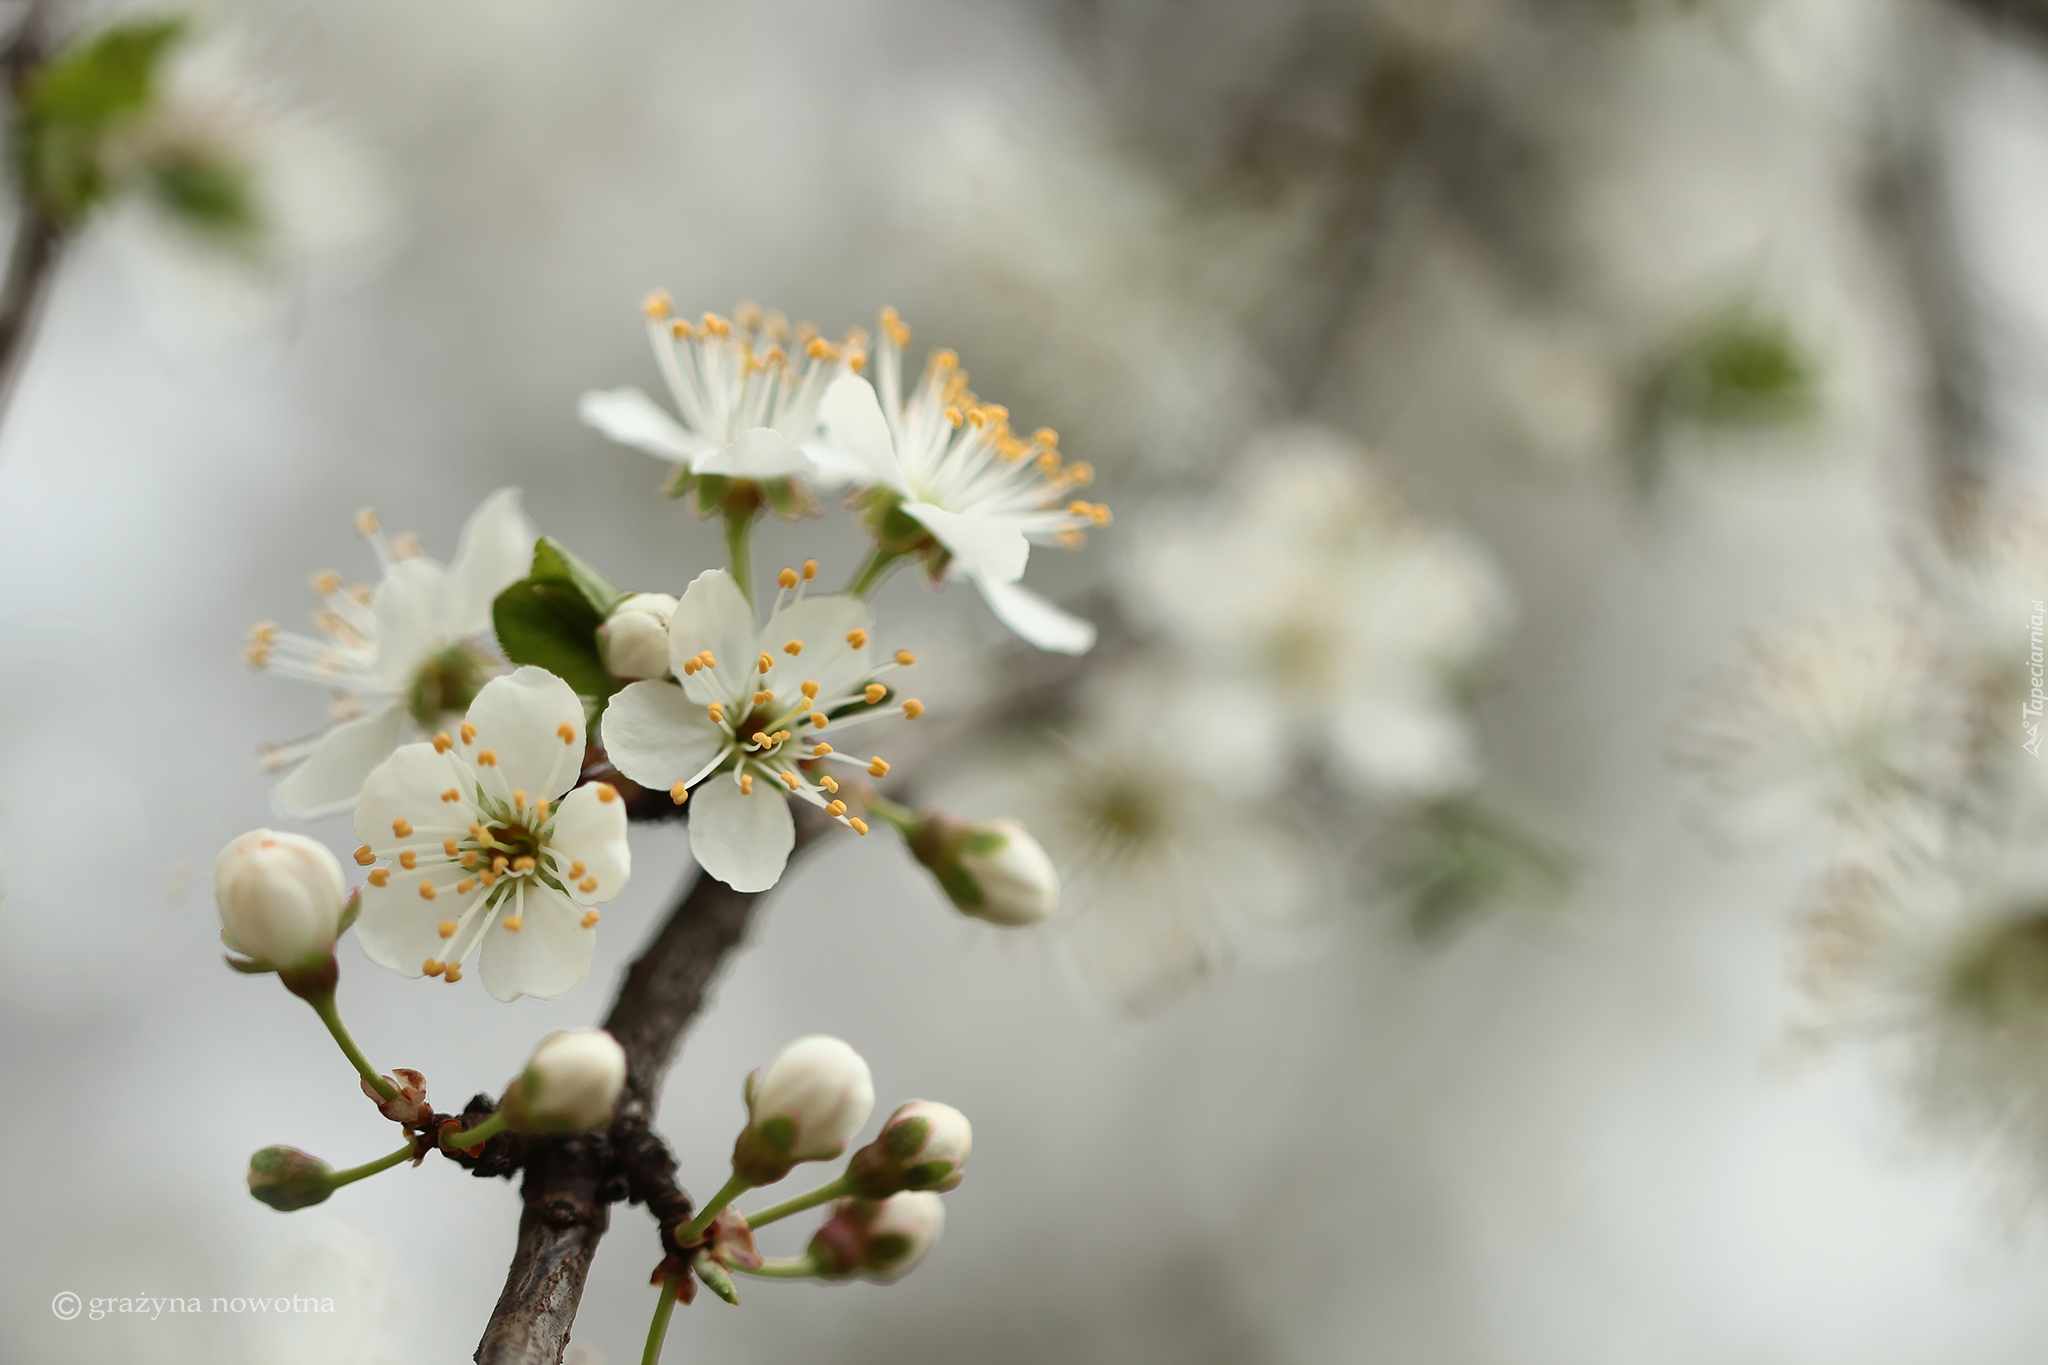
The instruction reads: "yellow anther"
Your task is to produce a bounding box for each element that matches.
[670,783,689,805]
[784,639,803,656]
[701,311,731,337]
[433,732,454,753]
[354,845,375,866]
[422,958,442,976]
[802,559,818,580]
[879,305,911,347]
[849,818,869,836]
[867,757,890,777]
[1065,461,1094,486]
[460,850,478,868]
[670,318,694,340]
[595,783,619,804]
[493,856,509,874]
[865,684,887,704]
[391,532,422,561]
[469,823,491,842]
[354,508,379,536]
[778,567,799,590]
[698,650,716,668]
[457,878,475,894]
[945,405,963,429]
[311,569,342,596]
[642,289,673,320]
[512,856,537,873]
[581,910,601,929]
[758,652,774,674]
[419,882,437,901]
[812,742,833,756]
[438,920,457,939]
[477,749,498,767]
[707,702,725,722]
[801,680,820,699]
[1068,500,1093,517]
[579,876,599,894]
[441,787,461,803]
[513,789,527,810]
[558,721,577,745]
[443,964,463,984]
[806,336,837,360]
[752,731,772,748]
[846,629,868,648]
[503,916,523,933]
[894,650,917,666]
[392,818,412,838]
[479,869,498,888]
[753,691,773,706]
[773,729,791,743]
[682,659,699,676]
[810,712,828,729]
[444,838,460,857]
[826,799,847,817]
[902,700,924,719]
[821,774,840,793]
[368,868,390,888]
[460,722,477,744]
[399,851,418,870]
[780,770,800,790]
[568,860,587,879]
[534,799,550,823]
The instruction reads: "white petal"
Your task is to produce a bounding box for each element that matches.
[904,502,1030,585]
[465,666,588,800]
[819,373,909,493]
[971,575,1097,655]
[688,773,794,892]
[799,436,874,489]
[1331,694,1481,798]
[668,569,760,708]
[372,558,454,690]
[272,703,408,818]
[354,741,464,849]
[578,387,701,464]
[760,595,872,706]
[548,781,631,905]
[693,427,815,479]
[478,885,595,1002]
[447,488,540,635]
[355,876,482,979]
[599,680,726,789]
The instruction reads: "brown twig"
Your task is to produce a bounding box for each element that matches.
[472,820,823,1365]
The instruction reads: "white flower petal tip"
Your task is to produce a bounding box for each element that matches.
[692,427,815,479]
[349,666,627,1000]
[687,774,795,892]
[972,575,1096,656]
[579,387,699,463]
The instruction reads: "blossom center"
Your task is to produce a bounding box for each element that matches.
[409,642,493,729]
[1948,910,2048,1029]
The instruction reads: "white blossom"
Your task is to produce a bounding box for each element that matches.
[504,1028,628,1133]
[848,1100,972,1196]
[600,567,910,892]
[745,1035,875,1163]
[954,820,1060,927]
[351,666,630,1002]
[247,489,537,819]
[818,309,1106,654]
[598,592,678,681]
[1128,426,1509,800]
[214,828,346,972]
[580,296,859,486]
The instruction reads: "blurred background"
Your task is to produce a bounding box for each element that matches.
[7,0,2048,1360]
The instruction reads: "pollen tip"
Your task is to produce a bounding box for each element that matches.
[392,818,412,838]
[670,782,689,804]
[557,721,577,745]
[784,639,803,655]
[437,920,457,939]
[846,629,868,648]
[809,712,828,729]
[894,650,917,666]
[802,559,818,580]
[353,845,375,866]
[778,568,799,590]
[579,876,599,893]
[503,916,523,933]
[642,289,673,321]
[812,742,832,756]
[902,699,924,719]
[581,910,601,929]
[849,818,869,837]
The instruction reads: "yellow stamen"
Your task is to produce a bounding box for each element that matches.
[864,683,886,704]
[902,700,924,719]
[399,851,418,870]
[503,916,523,933]
[753,691,773,706]
[810,712,828,729]
[392,818,412,838]
[419,882,437,901]
[752,730,772,747]
[778,567,799,590]
[784,639,803,656]
[461,851,478,868]
[812,742,833,756]
[579,876,598,894]
[826,800,847,817]
[801,680,820,699]
[568,861,587,879]
[846,629,868,648]
[434,731,454,753]
[460,721,477,744]
[438,921,457,939]
[443,964,462,983]
[368,868,390,888]
[780,770,800,790]
[512,856,536,873]
[708,702,725,723]
[534,799,550,823]
[849,818,869,836]
[894,650,916,666]
[441,787,461,803]
[477,749,498,767]
[493,856,509,874]
[558,721,577,745]
[422,958,443,976]
[758,652,774,674]
[867,757,890,777]
[354,845,375,866]
[670,783,689,805]
[355,508,379,536]
[739,773,754,795]
[643,289,673,320]
[581,910,601,929]
[698,650,716,668]
[457,879,475,894]
[822,775,839,793]
[480,870,498,888]
[311,569,342,596]
[595,783,619,804]
[513,789,527,810]
[802,559,818,581]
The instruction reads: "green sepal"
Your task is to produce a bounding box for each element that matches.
[882,1117,929,1161]
[491,538,629,699]
[757,1116,795,1155]
[692,1252,740,1305]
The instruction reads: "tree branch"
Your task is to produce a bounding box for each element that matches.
[472,821,822,1365]
[0,0,60,434]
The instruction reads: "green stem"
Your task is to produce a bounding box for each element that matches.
[844,547,904,599]
[306,992,397,1101]
[677,1171,752,1243]
[742,1174,850,1229]
[328,1141,415,1190]
[442,1111,508,1151]
[725,510,756,606]
[863,792,920,836]
[732,1255,820,1280]
[641,1273,681,1365]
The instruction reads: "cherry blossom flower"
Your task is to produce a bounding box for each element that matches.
[579,295,860,487]
[246,489,537,819]
[819,308,1106,655]
[600,566,914,892]
[351,667,629,1002]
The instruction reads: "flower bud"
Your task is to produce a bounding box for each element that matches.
[907,815,1060,926]
[499,1029,627,1134]
[599,592,679,680]
[807,1193,945,1283]
[732,1035,874,1185]
[846,1100,971,1197]
[215,830,347,974]
[247,1146,333,1212]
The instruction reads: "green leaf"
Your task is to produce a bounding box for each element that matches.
[491,538,630,699]
[17,17,187,226]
